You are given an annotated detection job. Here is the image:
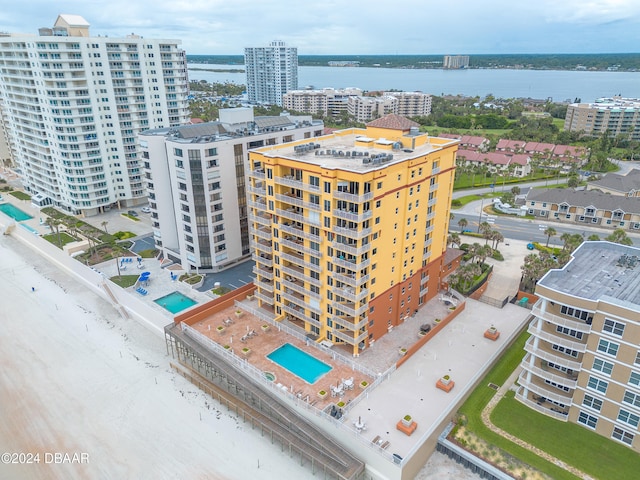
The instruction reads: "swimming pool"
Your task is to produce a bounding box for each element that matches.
[0,203,33,221]
[267,343,332,384]
[154,291,197,314]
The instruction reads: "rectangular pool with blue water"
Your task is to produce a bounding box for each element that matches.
[267,343,332,384]
[154,291,197,314]
[0,203,33,221]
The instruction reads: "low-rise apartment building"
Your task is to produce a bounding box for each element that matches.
[283,88,362,117]
[587,169,640,198]
[517,241,640,452]
[526,188,640,231]
[139,108,323,271]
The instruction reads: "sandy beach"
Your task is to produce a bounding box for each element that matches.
[0,231,482,480]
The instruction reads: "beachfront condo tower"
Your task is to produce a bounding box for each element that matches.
[0,14,189,215]
[247,114,457,356]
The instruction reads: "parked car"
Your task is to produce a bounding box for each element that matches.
[127,210,138,217]
[141,207,151,213]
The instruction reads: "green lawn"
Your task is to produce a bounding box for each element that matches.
[42,232,77,248]
[110,275,140,288]
[455,330,581,480]
[9,191,31,200]
[452,192,502,208]
[493,391,640,480]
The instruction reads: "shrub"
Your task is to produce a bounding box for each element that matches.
[492,250,504,261]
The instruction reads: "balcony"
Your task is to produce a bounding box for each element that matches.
[252,226,272,241]
[333,300,368,317]
[280,250,305,266]
[283,278,320,301]
[517,371,573,406]
[249,211,272,227]
[275,175,320,192]
[255,277,274,293]
[333,225,371,240]
[276,207,310,225]
[247,184,266,196]
[332,241,370,257]
[248,199,267,211]
[334,208,373,223]
[280,223,321,242]
[524,337,583,371]
[520,353,579,390]
[275,192,320,211]
[280,237,315,256]
[252,265,274,280]
[331,328,367,345]
[332,256,370,271]
[527,320,588,353]
[282,304,321,328]
[420,275,430,286]
[333,190,374,203]
[430,182,439,192]
[515,388,569,421]
[331,285,368,303]
[332,315,367,331]
[254,239,272,254]
[254,290,274,305]
[531,301,592,334]
[249,168,265,180]
[252,252,273,265]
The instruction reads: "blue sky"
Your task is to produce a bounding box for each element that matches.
[2,0,640,55]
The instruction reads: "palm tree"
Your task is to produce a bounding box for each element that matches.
[479,221,492,244]
[587,234,600,241]
[46,217,62,247]
[458,218,468,233]
[450,232,461,248]
[477,244,493,265]
[560,232,573,251]
[490,230,504,250]
[544,227,557,247]
[606,228,633,246]
[101,220,109,234]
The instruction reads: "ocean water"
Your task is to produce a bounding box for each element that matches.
[188,63,640,102]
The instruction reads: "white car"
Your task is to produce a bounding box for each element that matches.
[141,207,151,213]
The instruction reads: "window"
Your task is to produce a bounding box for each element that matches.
[556,325,583,340]
[623,390,640,408]
[617,409,640,428]
[578,411,598,429]
[582,394,603,411]
[603,319,625,336]
[597,339,619,357]
[592,358,614,376]
[612,427,634,446]
[636,351,640,365]
[174,147,183,157]
[587,376,608,394]
[631,371,640,386]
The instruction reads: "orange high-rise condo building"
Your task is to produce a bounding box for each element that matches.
[247,114,457,356]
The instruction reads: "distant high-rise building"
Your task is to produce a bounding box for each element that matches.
[443,55,469,69]
[245,40,298,107]
[564,97,640,141]
[0,14,189,215]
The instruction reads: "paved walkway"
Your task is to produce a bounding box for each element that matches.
[480,367,594,480]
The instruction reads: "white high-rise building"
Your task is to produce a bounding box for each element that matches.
[0,14,189,215]
[245,40,298,107]
[139,108,323,272]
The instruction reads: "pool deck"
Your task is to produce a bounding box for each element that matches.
[185,297,531,462]
[191,307,363,411]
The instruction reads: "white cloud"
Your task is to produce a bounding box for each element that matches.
[1,1,639,54]
[542,0,640,24]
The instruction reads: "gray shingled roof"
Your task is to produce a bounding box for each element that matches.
[588,169,640,193]
[366,114,419,131]
[527,188,640,212]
